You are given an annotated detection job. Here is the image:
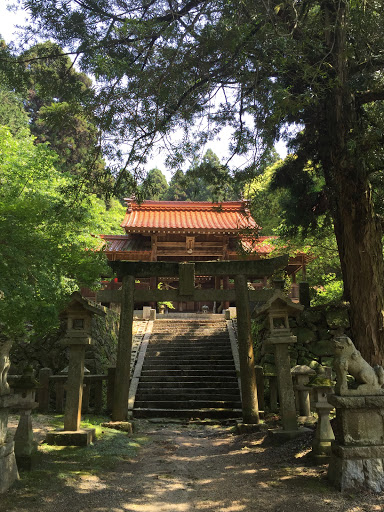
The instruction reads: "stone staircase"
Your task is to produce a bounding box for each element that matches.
[132,318,242,419]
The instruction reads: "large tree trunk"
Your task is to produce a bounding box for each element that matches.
[320,0,384,365]
[331,175,384,365]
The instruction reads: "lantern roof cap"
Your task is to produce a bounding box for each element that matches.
[290,364,316,375]
[253,290,304,317]
[60,291,106,318]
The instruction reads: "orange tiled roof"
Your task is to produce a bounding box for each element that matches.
[121,200,258,234]
[99,234,150,253]
[241,236,278,254]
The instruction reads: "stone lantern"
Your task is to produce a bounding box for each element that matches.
[309,366,335,463]
[46,292,105,446]
[254,291,306,439]
[291,365,316,418]
[0,338,19,492]
[12,366,39,469]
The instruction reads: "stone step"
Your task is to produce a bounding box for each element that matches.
[141,366,236,373]
[139,375,238,383]
[136,390,240,399]
[138,380,239,389]
[144,354,233,368]
[151,328,228,338]
[151,331,229,340]
[133,408,242,419]
[144,355,234,362]
[148,341,230,352]
[147,345,232,357]
[132,318,240,420]
[134,400,242,409]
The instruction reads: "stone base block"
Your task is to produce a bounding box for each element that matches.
[0,441,19,493]
[45,428,96,446]
[15,453,38,471]
[268,426,312,443]
[101,421,133,434]
[328,449,384,492]
[236,422,265,434]
[312,439,332,464]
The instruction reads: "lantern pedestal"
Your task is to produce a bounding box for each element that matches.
[267,336,304,438]
[0,395,19,493]
[46,336,95,447]
[45,428,96,446]
[46,293,105,447]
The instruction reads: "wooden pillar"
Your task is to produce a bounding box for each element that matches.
[112,274,135,421]
[235,274,260,424]
[106,367,116,413]
[223,276,230,310]
[150,235,157,309]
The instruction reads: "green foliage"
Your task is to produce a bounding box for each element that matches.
[0,88,29,135]
[164,150,239,201]
[11,0,384,357]
[0,126,109,338]
[165,169,190,201]
[311,275,344,307]
[1,41,109,193]
[245,159,289,234]
[139,168,169,200]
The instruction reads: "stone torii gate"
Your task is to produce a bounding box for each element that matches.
[98,256,288,424]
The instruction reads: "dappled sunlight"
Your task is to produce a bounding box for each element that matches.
[124,499,191,511]
[194,500,247,511]
[4,418,384,512]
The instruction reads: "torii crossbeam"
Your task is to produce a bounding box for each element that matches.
[98,256,288,423]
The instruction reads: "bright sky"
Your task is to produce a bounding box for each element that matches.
[0,3,288,180]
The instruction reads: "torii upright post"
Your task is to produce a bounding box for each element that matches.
[101,257,289,422]
[112,274,135,421]
[235,274,260,424]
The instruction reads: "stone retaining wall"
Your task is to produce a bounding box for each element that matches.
[9,309,120,375]
[252,304,350,372]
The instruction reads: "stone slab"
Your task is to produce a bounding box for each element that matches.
[0,441,19,493]
[236,422,265,434]
[332,443,384,459]
[100,421,133,434]
[268,427,312,442]
[329,395,384,408]
[45,428,96,446]
[333,407,384,446]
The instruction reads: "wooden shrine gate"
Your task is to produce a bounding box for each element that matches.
[99,256,288,424]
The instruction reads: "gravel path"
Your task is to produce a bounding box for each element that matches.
[3,418,384,512]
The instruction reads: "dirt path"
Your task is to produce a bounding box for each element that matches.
[3,418,384,512]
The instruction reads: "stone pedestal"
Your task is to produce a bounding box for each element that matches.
[46,335,94,446]
[266,374,278,412]
[291,365,316,418]
[14,403,38,470]
[0,395,19,493]
[45,428,96,446]
[269,336,298,432]
[311,386,334,463]
[63,337,91,432]
[12,366,39,469]
[328,394,384,491]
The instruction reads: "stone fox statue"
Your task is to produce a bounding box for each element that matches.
[333,335,384,395]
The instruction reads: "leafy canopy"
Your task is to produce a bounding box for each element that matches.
[0,125,112,337]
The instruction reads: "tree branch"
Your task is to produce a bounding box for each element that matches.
[357,89,384,105]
